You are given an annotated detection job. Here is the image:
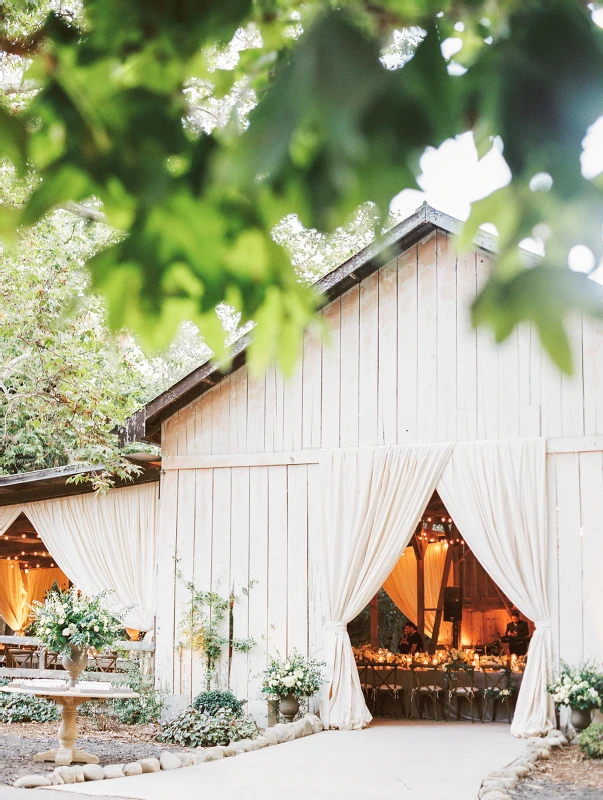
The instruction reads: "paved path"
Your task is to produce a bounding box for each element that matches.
[46,720,525,800]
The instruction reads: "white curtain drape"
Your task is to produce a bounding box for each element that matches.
[437,438,554,737]
[0,505,21,536]
[23,483,159,631]
[0,560,27,632]
[383,543,453,641]
[320,443,454,729]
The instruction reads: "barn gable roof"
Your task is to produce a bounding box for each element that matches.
[121,204,498,446]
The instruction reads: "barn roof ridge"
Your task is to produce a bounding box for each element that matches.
[120,203,501,446]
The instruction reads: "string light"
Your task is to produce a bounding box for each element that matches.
[21,534,26,539]
[24,568,29,573]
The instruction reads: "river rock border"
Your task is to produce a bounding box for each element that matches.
[12,713,324,789]
[477,729,569,800]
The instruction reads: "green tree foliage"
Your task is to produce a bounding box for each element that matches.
[1,0,603,373]
[0,166,210,482]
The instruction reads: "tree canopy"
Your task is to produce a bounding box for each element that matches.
[1,0,603,376]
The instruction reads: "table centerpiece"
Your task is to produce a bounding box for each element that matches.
[31,587,123,687]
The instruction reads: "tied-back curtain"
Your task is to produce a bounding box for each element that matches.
[0,560,27,633]
[383,543,453,641]
[437,438,554,737]
[0,505,20,536]
[320,443,454,730]
[23,483,159,631]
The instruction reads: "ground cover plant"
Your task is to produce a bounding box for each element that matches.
[578,722,603,759]
[0,678,59,724]
[157,706,260,749]
[192,689,244,717]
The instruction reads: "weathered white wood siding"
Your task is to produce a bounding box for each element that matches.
[154,229,603,715]
[547,450,603,666]
[167,231,603,455]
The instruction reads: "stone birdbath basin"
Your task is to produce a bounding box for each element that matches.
[1,679,138,766]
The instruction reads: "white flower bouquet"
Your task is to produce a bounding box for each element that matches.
[261,650,325,699]
[548,662,603,710]
[31,587,123,654]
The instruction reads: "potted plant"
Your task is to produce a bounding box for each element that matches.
[261,650,325,723]
[548,662,603,732]
[31,587,123,687]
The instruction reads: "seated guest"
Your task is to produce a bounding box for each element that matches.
[398,622,424,655]
[504,609,530,656]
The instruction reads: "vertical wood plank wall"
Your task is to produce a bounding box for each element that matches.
[154,230,603,716]
[548,451,603,666]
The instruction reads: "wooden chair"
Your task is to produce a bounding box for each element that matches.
[8,646,38,669]
[94,652,119,672]
[447,667,476,722]
[371,665,404,718]
[481,669,515,723]
[357,663,373,704]
[410,666,447,721]
[44,651,61,670]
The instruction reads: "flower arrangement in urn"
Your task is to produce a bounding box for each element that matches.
[31,587,123,687]
[548,661,603,732]
[261,650,325,722]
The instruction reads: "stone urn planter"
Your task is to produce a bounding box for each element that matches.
[279,693,300,723]
[570,706,594,733]
[62,645,88,688]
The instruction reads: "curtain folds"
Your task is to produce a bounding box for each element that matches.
[383,543,453,641]
[24,568,69,611]
[23,483,159,631]
[320,443,454,730]
[0,560,27,632]
[437,438,554,738]
[0,505,21,536]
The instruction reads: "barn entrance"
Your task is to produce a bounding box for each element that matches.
[0,512,69,635]
[348,491,532,724]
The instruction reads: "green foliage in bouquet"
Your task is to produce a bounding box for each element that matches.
[261,649,325,699]
[157,707,260,748]
[192,689,244,718]
[31,587,123,654]
[579,722,603,759]
[548,662,603,710]
[0,678,59,723]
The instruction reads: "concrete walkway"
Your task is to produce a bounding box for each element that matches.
[46,720,526,800]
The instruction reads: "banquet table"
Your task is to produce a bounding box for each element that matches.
[357,664,523,722]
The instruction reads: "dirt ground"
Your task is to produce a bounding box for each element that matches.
[511,744,603,799]
[0,720,181,786]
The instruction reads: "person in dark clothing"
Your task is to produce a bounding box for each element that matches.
[398,622,424,655]
[504,609,530,656]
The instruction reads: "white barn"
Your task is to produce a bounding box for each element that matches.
[123,204,603,732]
[1,203,602,735]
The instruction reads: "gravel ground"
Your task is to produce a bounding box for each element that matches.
[0,721,182,786]
[511,744,603,799]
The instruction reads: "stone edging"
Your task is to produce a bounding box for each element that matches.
[477,729,569,800]
[13,713,324,788]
